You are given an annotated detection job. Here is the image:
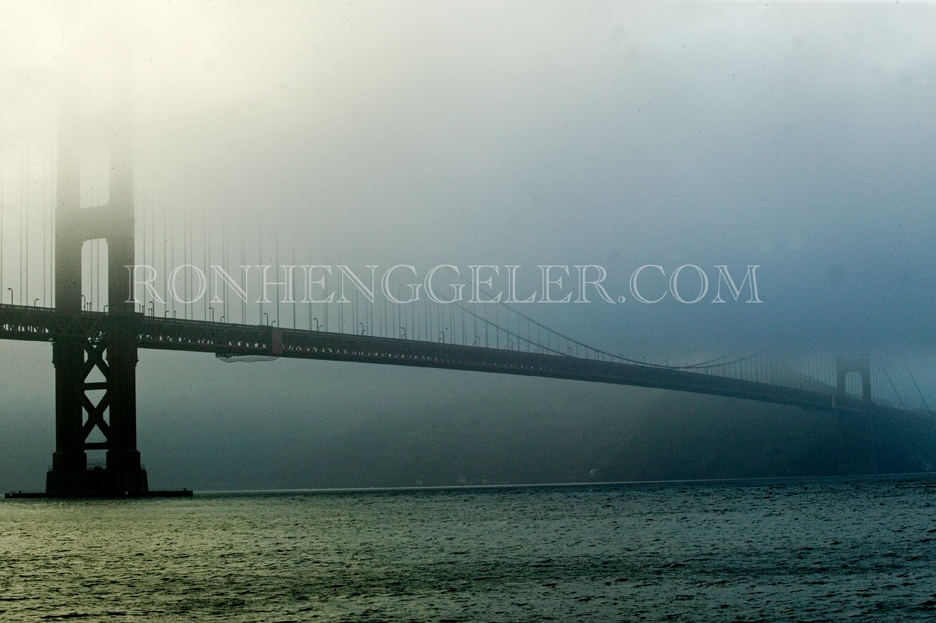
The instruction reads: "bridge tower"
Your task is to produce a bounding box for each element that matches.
[834,356,876,474]
[45,96,147,496]
[836,356,872,402]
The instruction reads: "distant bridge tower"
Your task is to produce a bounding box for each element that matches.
[47,88,147,495]
[834,355,876,475]
[836,356,872,403]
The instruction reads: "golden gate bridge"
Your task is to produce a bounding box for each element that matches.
[0,101,932,498]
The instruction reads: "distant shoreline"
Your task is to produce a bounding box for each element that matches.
[188,471,936,496]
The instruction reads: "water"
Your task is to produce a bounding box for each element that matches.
[1,476,935,622]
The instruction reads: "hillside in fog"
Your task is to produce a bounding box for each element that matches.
[135,368,936,491]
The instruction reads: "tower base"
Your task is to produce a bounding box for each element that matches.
[6,468,191,498]
[46,466,149,496]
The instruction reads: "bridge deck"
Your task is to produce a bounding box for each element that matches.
[0,304,923,421]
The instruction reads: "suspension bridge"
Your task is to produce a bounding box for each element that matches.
[0,101,933,497]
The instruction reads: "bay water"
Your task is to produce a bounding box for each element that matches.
[2,476,935,621]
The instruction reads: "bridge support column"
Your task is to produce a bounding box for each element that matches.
[832,356,877,474]
[48,336,88,491]
[45,90,149,497]
[46,323,148,496]
[104,314,146,492]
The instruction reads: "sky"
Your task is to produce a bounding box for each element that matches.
[0,1,935,489]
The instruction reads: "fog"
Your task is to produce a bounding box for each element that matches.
[1,1,935,489]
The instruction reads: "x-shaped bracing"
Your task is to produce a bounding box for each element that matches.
[82,340,111,447]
